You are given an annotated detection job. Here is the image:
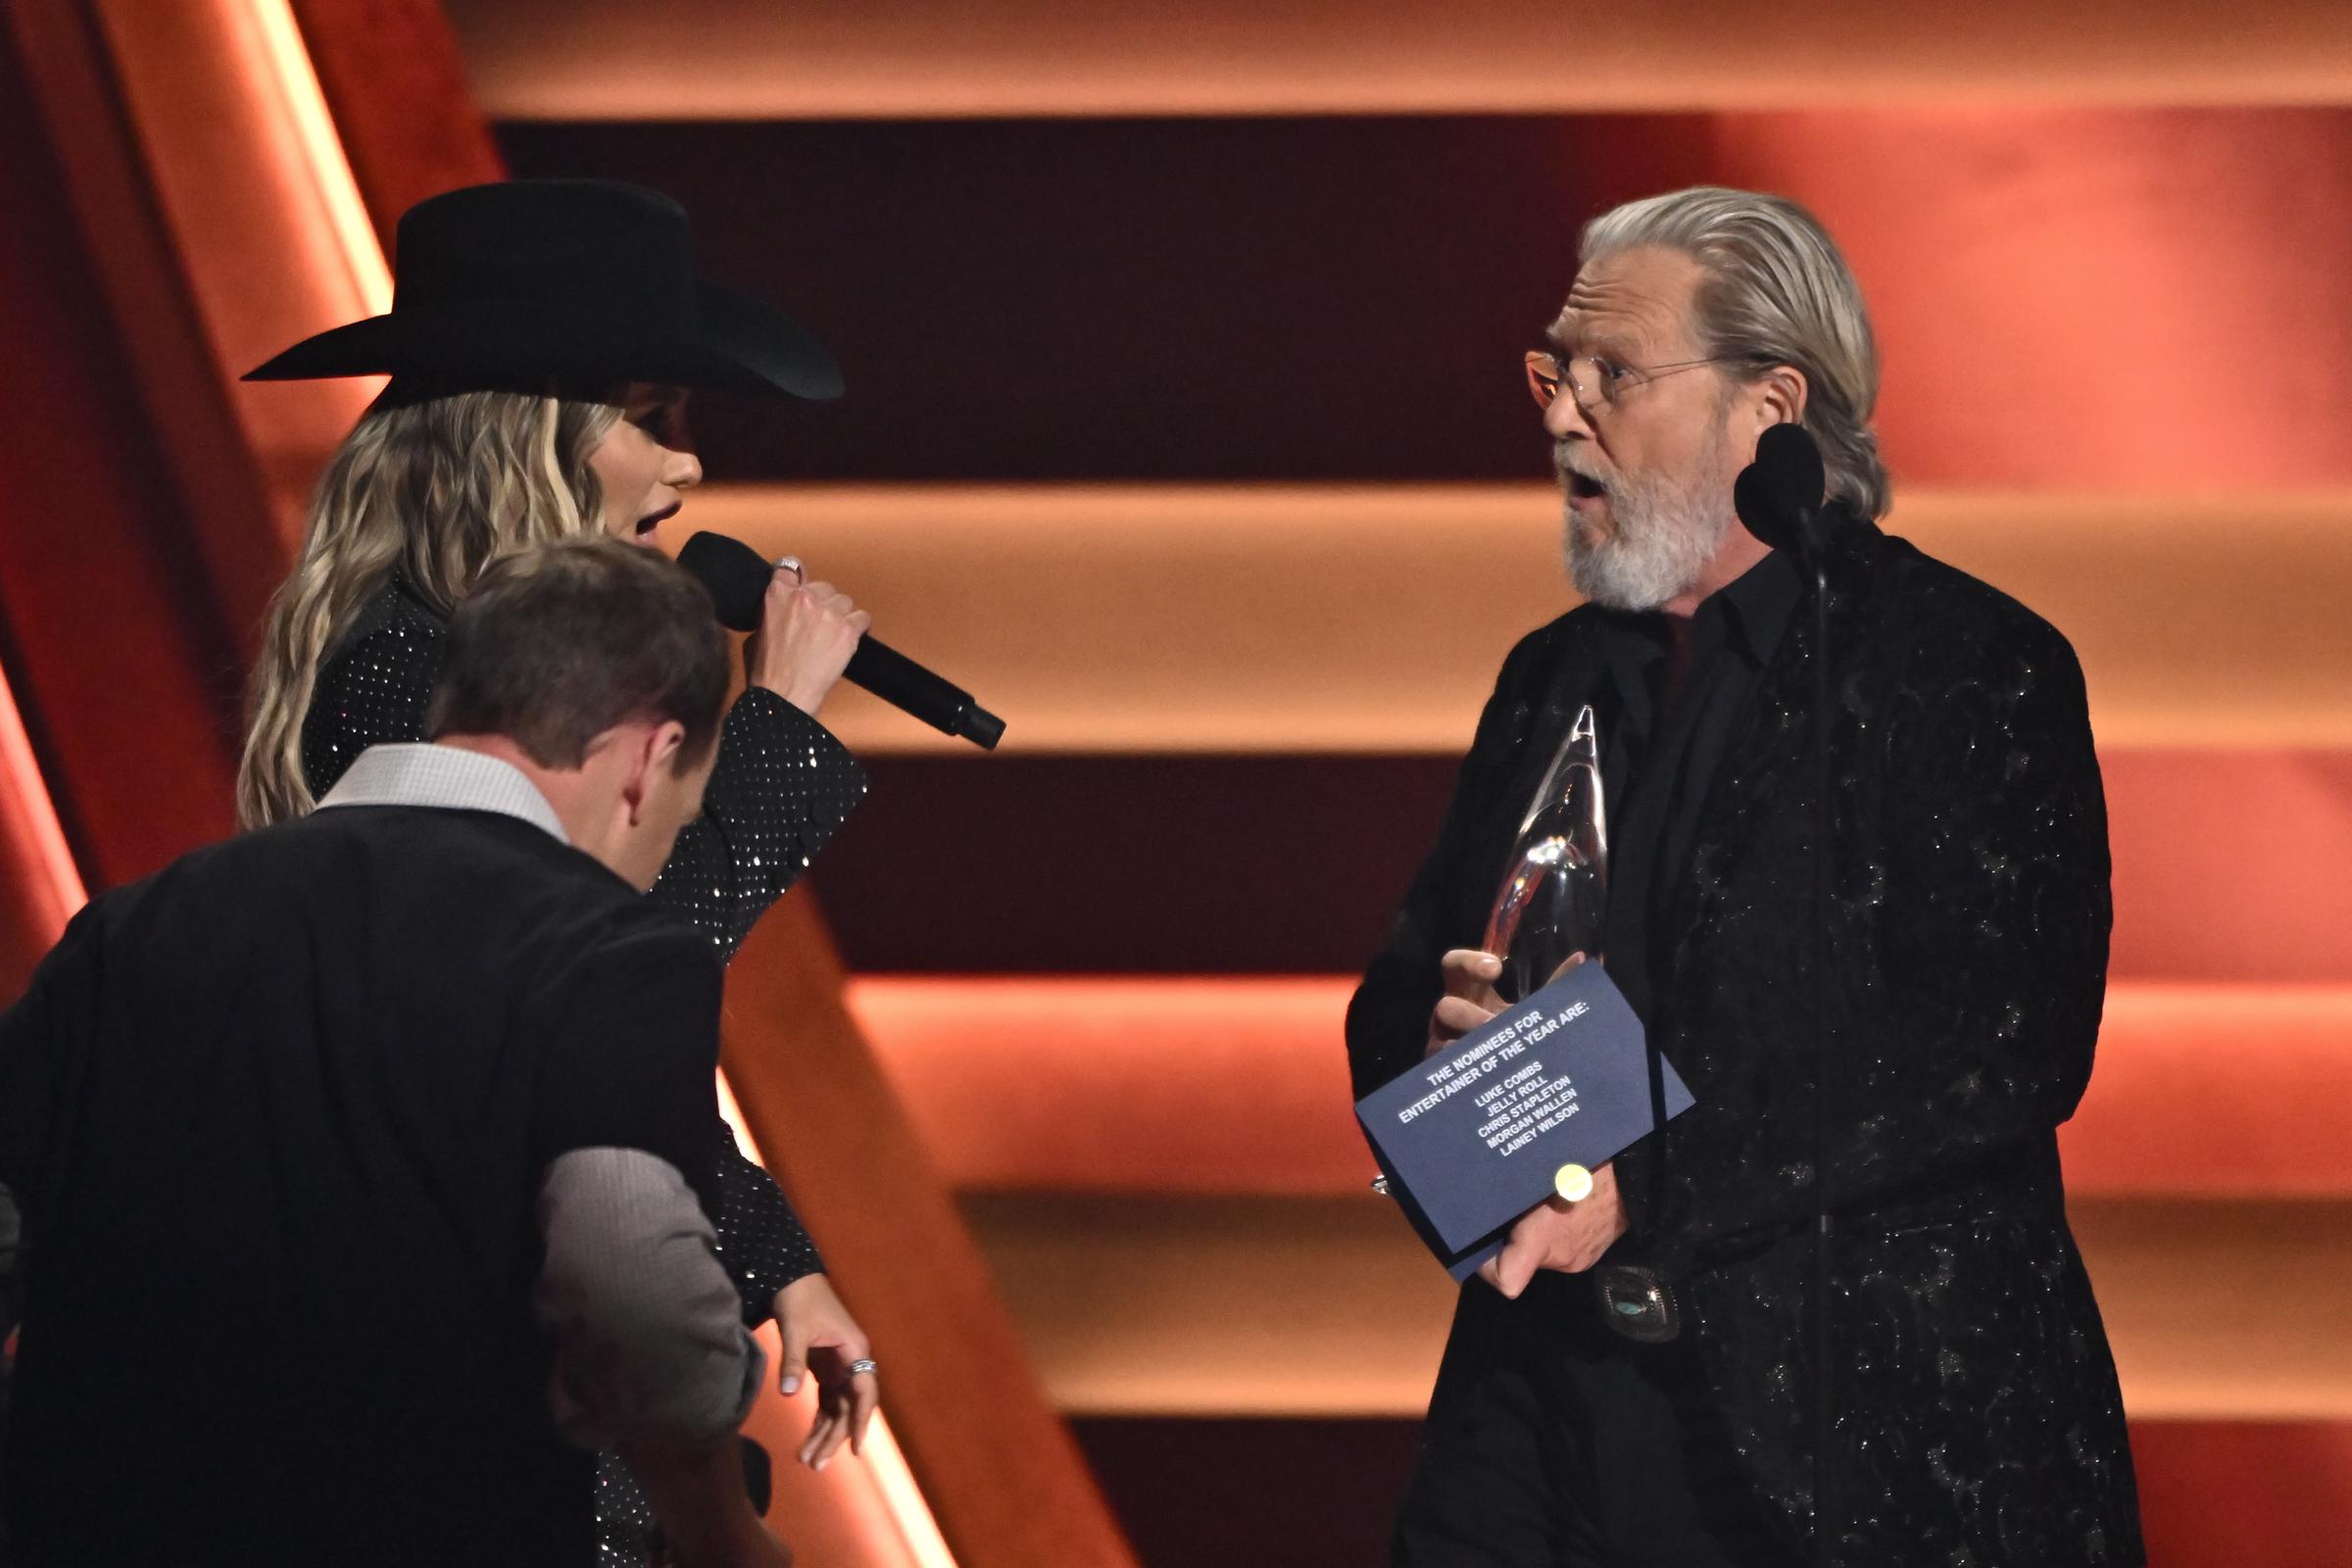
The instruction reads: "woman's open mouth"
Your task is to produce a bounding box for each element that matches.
[634,501,681,538]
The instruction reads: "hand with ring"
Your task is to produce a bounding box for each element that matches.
[743,554,869,717]
[771,1273,880,1470]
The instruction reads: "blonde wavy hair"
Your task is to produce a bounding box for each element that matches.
[236,384,622,829]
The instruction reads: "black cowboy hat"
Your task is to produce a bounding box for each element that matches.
[244,179,841,401]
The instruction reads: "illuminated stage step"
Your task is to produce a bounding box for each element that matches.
[956,1193,2352,1421]
[847,978,2352,1200]
[453,0,2352,119]
[850,976,2352,1421]
[691,485,2352,755]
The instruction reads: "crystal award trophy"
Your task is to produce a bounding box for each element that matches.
[1480,705,1607,1004]
[1482,704,1680,1340]
[1362,701,1689,1337]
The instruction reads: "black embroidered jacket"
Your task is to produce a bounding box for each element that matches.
[1348,515,2142,1563]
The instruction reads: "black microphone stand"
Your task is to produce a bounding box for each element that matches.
[1807,538,1836,1568]
[1737,430,1838,1568]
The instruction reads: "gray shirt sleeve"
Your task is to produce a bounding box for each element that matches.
[532,1147,766,1449]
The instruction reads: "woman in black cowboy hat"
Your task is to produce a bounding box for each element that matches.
[239,178,881,1565]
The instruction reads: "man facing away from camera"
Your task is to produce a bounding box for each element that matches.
[1348,187,2142,1565]
[1,540,789,1567]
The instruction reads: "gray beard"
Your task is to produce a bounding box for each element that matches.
[1559,425,1735,612]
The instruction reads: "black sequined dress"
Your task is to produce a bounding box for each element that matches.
[302,578,867,1564]
[1348,514,2142,1564]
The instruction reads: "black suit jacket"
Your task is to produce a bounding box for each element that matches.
[0,805,726,1567]
[1348,516,2141,1563]
[303,579,864,1309]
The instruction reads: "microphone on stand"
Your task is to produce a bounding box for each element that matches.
[1735,420,1829,562]
[676,530,1005,751]
[1734,420,1838,1568]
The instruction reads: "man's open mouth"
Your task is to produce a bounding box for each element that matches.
[1566,471,1608,502]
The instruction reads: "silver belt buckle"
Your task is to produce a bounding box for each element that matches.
[1592,1263,1681,1343]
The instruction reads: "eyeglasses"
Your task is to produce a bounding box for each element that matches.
[1523,350,1734,416]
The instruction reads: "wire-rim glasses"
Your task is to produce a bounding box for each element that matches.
[1523,349,1736,416]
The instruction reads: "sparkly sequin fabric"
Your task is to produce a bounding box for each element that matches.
[1348,515,2142,1564]
[302,578,867,1565]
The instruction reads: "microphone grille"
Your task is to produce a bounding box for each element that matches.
[1732,465,1795,554]
[1754,422,1826,515]
[675,531,773,632]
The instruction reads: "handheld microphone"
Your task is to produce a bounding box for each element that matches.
[676,531,1005,751]
[1734,421,1829,563]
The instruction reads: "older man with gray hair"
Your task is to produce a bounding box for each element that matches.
[1348,187,2141,1565]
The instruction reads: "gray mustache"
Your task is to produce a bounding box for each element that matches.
[1553,443,1602,484]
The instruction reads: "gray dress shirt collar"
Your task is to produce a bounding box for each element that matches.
[316,743,569,845]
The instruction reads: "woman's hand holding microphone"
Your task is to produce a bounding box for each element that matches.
[745,557,870,718]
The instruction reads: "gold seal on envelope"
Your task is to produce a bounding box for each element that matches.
[1553,1163,1594,1202]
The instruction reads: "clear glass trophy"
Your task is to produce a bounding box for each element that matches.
[1480,705,1607,1004]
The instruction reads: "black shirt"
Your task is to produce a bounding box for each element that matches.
[1590,552,1802,1028]
[0,806,725,1567]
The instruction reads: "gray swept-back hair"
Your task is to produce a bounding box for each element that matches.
[1581,186,1889,519]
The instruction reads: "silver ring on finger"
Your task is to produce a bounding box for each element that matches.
[774,555,806,584]
[846,1358,878,1377]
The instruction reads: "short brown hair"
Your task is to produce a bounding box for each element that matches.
[424,538,728,771]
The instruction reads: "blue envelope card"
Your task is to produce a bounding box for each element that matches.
[1356,962,1695,1280]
